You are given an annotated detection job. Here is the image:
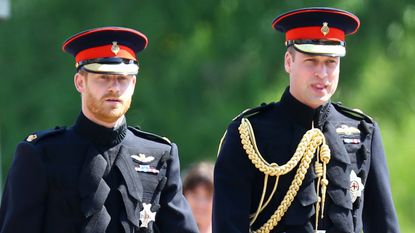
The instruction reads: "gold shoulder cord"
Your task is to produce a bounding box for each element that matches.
[238,118,331,233]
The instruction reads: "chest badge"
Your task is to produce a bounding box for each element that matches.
[336,124,360,136]
[131,153,155,164]
[134,165,160,174]
[350,170,364,203]
[140,203,156,228]
[343,138,361,144]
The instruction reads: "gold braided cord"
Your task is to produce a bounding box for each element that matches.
[314,161,323,230]
[240,118,320,176]
[238,118,331,233]
[250,174,270,226]
[259,176,279,213]
[250,175,280,226]
[314,144,330,230]
[319,145,330,218]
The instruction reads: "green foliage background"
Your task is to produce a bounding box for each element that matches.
[1,0,414,231]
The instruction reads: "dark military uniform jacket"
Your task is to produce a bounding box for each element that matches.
[213,89,400,233]
[0,113,198,233]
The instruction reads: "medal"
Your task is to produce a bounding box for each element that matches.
[139,203,156,228]
[135,165,159,174]
[350,170,364,203]
[343,138,361,144]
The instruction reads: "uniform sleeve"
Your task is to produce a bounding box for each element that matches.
[363,123,400,233]
[156,143,199,233]
[0,141,48,233]
[213,121,254,233]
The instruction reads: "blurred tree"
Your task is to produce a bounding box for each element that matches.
[0,0,414,230]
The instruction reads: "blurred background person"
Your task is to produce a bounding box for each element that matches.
[183,161,214,233]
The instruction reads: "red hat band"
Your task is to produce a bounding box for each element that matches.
[286,26,345,42]
[75,44,137,63]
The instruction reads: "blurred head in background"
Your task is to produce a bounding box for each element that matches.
[183,161,214,233]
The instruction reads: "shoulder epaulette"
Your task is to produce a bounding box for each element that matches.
[332,102,373,123]
[232,102,275,121]
[25,126,66,144]
[128,126,172,145]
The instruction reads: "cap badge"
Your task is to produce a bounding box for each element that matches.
[350,170,364,203]
[111,41,120,55]
[26,134,38,142]
[321,22,330,36]
[139,203,156,228]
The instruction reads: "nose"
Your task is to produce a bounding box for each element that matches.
[314,64,328,79]
[107,78,121,93]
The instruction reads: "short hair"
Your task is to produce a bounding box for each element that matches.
[77,69,89,77]
[287,45,296,61]
[183,161,214,195]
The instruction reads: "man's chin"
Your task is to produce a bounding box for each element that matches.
[107,112,125,120]
[96,110,126,123]
[315,98,330,107]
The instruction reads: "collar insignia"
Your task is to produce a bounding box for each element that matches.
[26,134,38,142]
[111,41,120,55]
[350,170,364,203]
[321,22,330,36]
[140,203,156,228]
[336,124,360,135]
[131,154,155,164]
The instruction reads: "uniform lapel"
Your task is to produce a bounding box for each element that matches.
[115,145,143,202]
[114,145,143,228]
[78,145,111,232]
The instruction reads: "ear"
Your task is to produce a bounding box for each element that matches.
[132,75,137,86]
[74,73,85,94]
[284,51,292,74]
[130,75,137,92]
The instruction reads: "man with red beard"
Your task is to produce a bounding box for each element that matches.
[213,7,400,233]
[0,27,198,233]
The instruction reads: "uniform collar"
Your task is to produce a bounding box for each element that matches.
[73,112,127,147]
[279,87,331,129]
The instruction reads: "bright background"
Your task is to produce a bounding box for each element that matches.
[1,0,414,231]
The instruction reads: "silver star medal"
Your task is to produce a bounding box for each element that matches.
[350,170,364,203]
[139,203,156,228]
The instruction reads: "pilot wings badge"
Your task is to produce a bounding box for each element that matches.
[131,153,155,164]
